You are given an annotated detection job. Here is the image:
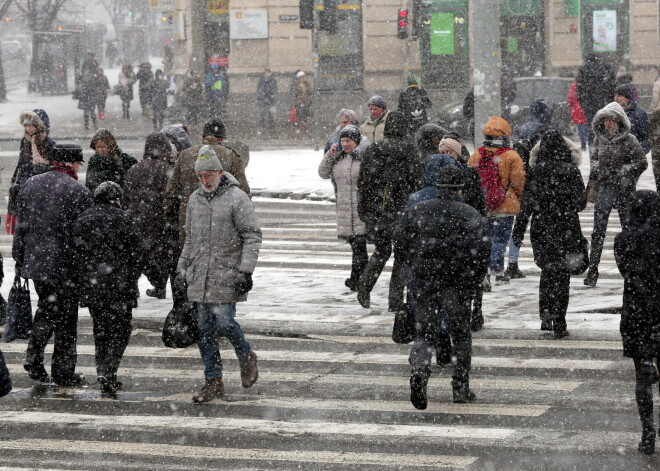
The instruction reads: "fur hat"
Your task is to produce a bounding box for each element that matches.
[195,145,223,172]
[20,110,49,134]
[202,118,226,139]
[52,144,84,163]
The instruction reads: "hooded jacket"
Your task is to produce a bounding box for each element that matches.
[358,111,423,233]
[622,100,650,154]
[319,137,370,237]
[590,102,647,187]
[414,122,450,162]
[615,190,660,359]
[576,53,616,117]
[513,129,587,271]
[468,116,526,217]
[177,173,262,304]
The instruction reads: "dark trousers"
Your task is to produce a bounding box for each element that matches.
[633,357,659,440]
[26,281,79,383]
[410,286,472,387]
[153,110,165,131]
[539,267,570,330]
[589,184,631,271]
[88,304,132,380]
[650,109,660,191]
[83,106,96,129]
[358,231,405,311]
[347,235,368,285]
[586,111,596,152]
[121,100,131,118]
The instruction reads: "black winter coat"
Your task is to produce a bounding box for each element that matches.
[398,86,432,136]
[86,151,138,194]
[614,190,660,359]
[0,348,11,398]
[73,203,145,306]
[13,170,93,284]
[150,78,169,112]
[358,111,423,234]
[513,131,587,271]
[394,188,490,294]
[576,54,616,117]
[8,136,56,215]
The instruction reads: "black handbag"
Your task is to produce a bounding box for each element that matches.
[392,304,415,344]
[4,276,32,342]
[567,235,590,275]
[0,348,12,397]
[162,302,199,348]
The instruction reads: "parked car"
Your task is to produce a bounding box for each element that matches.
[436,76,574,139]
[1,40,28,61]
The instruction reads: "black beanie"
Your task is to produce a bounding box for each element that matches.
[436,165,465,189]
[52,144,84,163]
[203,118,226,139]
[338,125,361,144]
[614,84,632,100]
[94,181,123,203]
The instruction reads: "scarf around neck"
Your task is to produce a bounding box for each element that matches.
[51,161,78,180]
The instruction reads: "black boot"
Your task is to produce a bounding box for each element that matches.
[584,267,598,287]
[452,382,476,403]
[344,278,358,292]
[584,236,604,287]
[471,309,484,332]
[410,367,430,410]
[506,262,526,279]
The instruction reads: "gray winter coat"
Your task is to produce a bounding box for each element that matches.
[590,102,648,188]
[177,173,262,303]
[318,138,370,237]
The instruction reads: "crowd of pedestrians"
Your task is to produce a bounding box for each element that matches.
[0,61,659,456]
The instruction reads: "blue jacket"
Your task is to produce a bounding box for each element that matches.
[406,154,461,208]
[624,101,650,154]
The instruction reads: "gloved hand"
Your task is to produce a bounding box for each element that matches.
[173,271,187,294]
[234,272,253,296]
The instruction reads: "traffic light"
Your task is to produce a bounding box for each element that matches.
[398,9,408,40]
[300,0,313,30]
[320,0,337,34]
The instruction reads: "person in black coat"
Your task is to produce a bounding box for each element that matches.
[357,110,423,310]
[614,84,651,154]
[13,144,93,386]
[395,165,490,409]
[512,129,587,338]
[576,53,616,149]
[614,190,660,455]
[0,348,11,398]
[256,68,278,131]
[74,182,145,394]
[86,129,138,194]
[398,74,432,138]
[136,62,154,116]
[150,69,169,131]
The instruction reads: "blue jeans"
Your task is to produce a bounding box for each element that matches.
[508,235,520,263]
[488,216,515,272]
[576,123,588,149]
[197,303,251,380]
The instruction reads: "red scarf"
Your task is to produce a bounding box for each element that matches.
[51,161,78,180]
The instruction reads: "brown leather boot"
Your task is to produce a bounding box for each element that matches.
[240,351,258,388]
[192,377,224,403]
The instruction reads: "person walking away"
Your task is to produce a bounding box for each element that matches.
[651,67,660,191]
[395,165,490,409]
[93,67,111,121]
[614,84,651,154]
[577,53,616,151]
[13,144,93,386]
[7,110,55,233]
[180,69,205,126]
[584,102,648,287]
[439,136,487,331]
[73,182,145,394]
[118,64,136,119]
[292,71,312,132]
[82,51,99,75]
[256,69,278,133]
[124,133,178,301]
[500,66,517,121]
[357,110,423,310]
[205,64,229,118]
[86,129,138,194]
[512,129,587,338]
[614,189,660,455]
[136,62,154,117]
[319,125,371,291]
[398,74,432,138]
[151,69,169,131]
[468,117,525,286]
[360,96,390,144]
[508,99,554,280]
[77,70,97,131]
[415,123,449,162]
[568,71,588,151]
[176,148,261,403]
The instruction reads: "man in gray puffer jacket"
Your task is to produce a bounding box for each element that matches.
[585,101,648,287]
[176,145,262,403]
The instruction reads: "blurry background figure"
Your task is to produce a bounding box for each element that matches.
[136,62,154,118]
[500,65,517,121]
[76,70,97,131]
[256,69,278,133]
[616,71,640,103]
[205,64,229,119]
[94,67,111,121]
[151,69,169,131]
[576,53,616,151]
[568,71,588,151]
[163,45,174,80]
[118,64,136,119]
[81,51,99,75]
[106,40,118,68]
[180,69,204,126]
[292,71,312,133]
[652,66,660,190]
[398,74,431,138]
[614,84,650,154]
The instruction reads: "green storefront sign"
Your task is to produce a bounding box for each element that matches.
[430,12,455,55]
